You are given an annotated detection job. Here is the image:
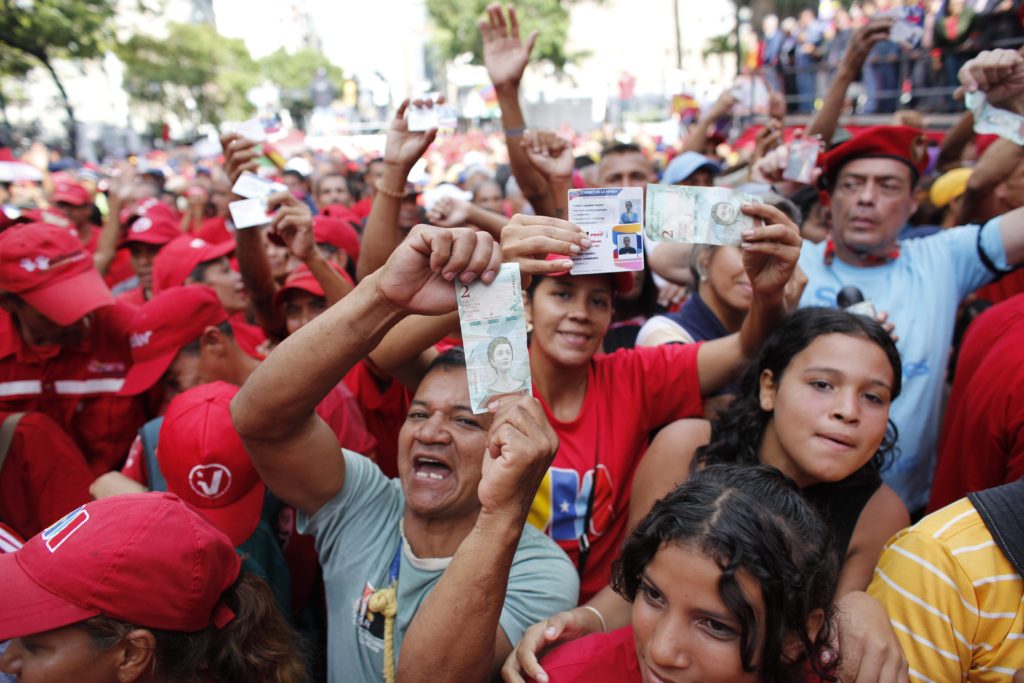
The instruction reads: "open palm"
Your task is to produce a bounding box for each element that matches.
[481,5,538,88]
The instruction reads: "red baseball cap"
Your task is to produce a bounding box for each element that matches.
[820,125,931,188]
[0,491,241,640]
[158,382,264,546]
[319,202,361,224]
[152,234,235,293]
[272,261,353,310]
[120,202,182,247]
[544,253,634,293]
[119,285,229,396]
[0,222,114,325]
[313,215,361,262]
[51,181,91,207]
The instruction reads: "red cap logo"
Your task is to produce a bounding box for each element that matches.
[188,464,232,499]
[131,217,153,233]
[41,505,90,553]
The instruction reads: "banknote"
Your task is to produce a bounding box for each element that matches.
[966,91,1024,146]
[783,139,820,184]
[645,185,762,245]
[567,187,645,275]
[455,262,532,414]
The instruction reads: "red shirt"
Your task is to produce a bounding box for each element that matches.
[0,411,94,539]
[352,196,373,220]
[529,344,704,601]
[974,268,1024,306]
[316,380,379,459]
[928,294,1024,511]
[0,303,145,475]
[533,626,641,683]
[80,227,135,289]
[342,360,410,478]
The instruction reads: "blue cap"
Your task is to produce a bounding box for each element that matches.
[662,152,721,185]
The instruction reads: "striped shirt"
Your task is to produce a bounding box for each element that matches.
[868,498,1024,682]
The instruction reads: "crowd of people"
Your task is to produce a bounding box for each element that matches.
[755,0,1024,114]
[1,4,1024,682]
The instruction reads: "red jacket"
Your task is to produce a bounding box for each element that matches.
[0,303,146,475]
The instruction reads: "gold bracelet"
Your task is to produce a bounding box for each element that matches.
[580,604,607,633]
[375,179,406,199]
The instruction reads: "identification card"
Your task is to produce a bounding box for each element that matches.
[782,139,820,184]
[567,187,645,275]
[231,171,288,200]
[229,198,272,229]
[407,104,458,132]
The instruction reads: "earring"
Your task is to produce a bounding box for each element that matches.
[526,322,534,334]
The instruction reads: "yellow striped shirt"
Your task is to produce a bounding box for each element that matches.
[868,498,1024,682]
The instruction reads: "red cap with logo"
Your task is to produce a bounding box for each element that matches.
[319,202,362,224]
[119,285,229,396]
[820,125,931,188]
[51,181,91,207]
[152,234,235,293]
[158,382,265,546]
[272,261,353,310]
[313,216,361,262]
[120,202,182,248]
[0,223,114,325]
[0,491,241,640]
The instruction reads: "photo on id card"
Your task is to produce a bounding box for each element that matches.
[455,263,532,414]
[567,187,645,275]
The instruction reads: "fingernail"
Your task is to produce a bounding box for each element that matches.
[537,675,549,683]
[462,272,477,283]
[561,260,574,269]
[581,239,592,249]
[483,269,497,281]
[742,230,754,239]
[570,244,580,254]
[545,627,557,636]
[444,271,456,281]
[740,242,752,249]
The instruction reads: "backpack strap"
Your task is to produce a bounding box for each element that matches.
[968,478,1024,576]
[0,412,26,475]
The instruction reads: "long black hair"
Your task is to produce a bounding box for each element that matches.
[693,307,901,480]
[612,464,839,682]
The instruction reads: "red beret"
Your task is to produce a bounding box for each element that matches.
[820,125,930,188]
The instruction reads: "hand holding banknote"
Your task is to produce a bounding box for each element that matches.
[374,225,502,315]
[958,48,1024,115]
[738,202,802,302]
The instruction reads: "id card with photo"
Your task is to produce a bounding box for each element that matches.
[229,198,272,229]
[567,187,645,275]
[455,262,532,414]
[782,139,820,184]
[231,171,288,200]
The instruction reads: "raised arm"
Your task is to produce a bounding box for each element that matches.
[356,99,439,280]
[957,49,1024,265]
[697,203,801,394]
[482,4,556,217]
[221,132,288,338]
[521,130,574,219]
[268,192,353,305]
[397,397,559,683]
[366,312,456,391]
[232,225,502,517]
[805,19,893,144]
[681,90,737,154]
[936,110,976,172]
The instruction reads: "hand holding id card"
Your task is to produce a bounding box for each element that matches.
[455,263,532,414]
[567,187,645,276]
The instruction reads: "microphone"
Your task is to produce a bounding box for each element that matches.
[836,286,866,309]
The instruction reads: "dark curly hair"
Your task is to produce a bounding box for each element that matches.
[611,464,839,682]
[693,307,901,483]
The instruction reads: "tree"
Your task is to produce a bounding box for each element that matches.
[117,22,260,136]
[425,0,583,69]
[0,0,119,156]
[259,48,344,129]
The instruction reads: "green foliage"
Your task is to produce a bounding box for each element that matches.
[425,0,579,69]
[0,0,117,64]
[117,22,260,128]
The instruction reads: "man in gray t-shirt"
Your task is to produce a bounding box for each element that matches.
[233,225,581,682]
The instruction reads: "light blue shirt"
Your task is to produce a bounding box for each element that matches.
[798,219,1008,511]
[299,451,579,681]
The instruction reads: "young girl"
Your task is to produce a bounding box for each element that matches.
[504,307,909,682]
[0,492,307,683]
[531,464,838,682]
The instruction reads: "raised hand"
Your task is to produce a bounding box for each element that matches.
[385,98,442,173]
[521,130,574,182]
[958,48,1024,113]
[841,19,895,78]
[739,202,802,301]
[481,4,538,89]
[268,191,318,263]
[220,132,261,188]
[500,608,599,683]
[426,196,472,228]
[499,214,590,277]
[372,225,502,315]
[708,89,738,120]
[479,396,559,519]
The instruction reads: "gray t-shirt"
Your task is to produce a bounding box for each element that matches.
[299,450,580,681]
